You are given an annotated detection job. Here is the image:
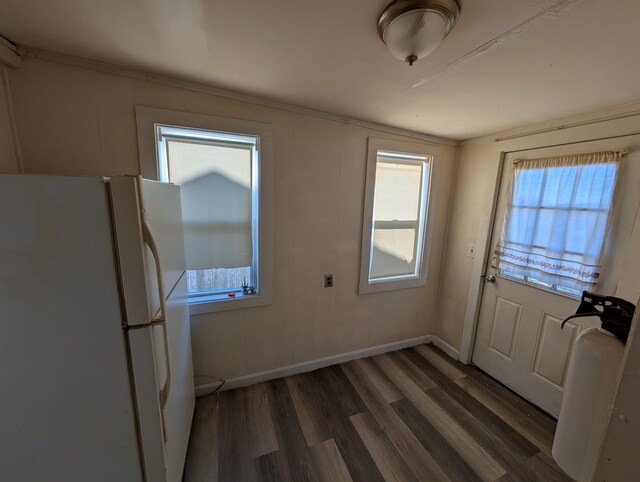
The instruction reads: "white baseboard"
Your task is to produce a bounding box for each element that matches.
[195,335,431,397]
[429,335,460,360]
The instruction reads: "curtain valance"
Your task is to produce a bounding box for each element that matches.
[513,151,621,170]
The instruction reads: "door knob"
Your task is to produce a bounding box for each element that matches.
[483,275,496,283]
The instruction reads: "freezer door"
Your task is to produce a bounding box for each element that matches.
[139,178,186,300]
[109,176,154,327]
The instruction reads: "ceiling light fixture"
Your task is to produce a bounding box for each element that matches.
[377,0,461,66]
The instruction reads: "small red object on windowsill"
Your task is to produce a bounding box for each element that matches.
[228,293,236,298]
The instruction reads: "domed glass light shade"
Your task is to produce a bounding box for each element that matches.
[377,0,460,65]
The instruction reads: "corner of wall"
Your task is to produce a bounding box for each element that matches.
[433,143,461,341]
[0,64,23,173]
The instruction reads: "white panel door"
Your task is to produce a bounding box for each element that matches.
[473,140,640,416]
[474,271,590,416]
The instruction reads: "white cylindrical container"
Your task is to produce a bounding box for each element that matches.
[552,327,625,482]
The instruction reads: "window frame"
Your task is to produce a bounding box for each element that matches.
[136,106,273,314]
[359,138,436,294]
[156,126,260,299]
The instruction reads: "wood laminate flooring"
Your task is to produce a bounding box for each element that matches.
[183,344,572,482]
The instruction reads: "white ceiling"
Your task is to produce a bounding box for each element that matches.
[0,0,639,139]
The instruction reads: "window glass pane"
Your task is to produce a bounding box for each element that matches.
[187,267,251,294]
[541,166,577,207]
[506,207,537,245]
[565,210,607,256]
[533,209,569,251]
[574,163,617,209]
[161,132,257,295]
[369,152,428,281]
[371,228,417,279]
[513,169,544,206]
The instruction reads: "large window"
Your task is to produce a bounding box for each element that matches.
[495,152,620,297]
[360,139,433,294]
[156,125,259,299]
[136,106,273,314]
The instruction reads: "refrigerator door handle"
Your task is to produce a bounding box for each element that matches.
[142,219,171,435]
[131,318,171,442]
[156,318,171,443]
[154,319,171,409]
[141,219,167,323]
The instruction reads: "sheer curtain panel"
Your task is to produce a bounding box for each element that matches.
[495,151,621,294]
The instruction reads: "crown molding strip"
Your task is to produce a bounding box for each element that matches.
[16,46,458,148]
[493,109,640,143]
[462,100,640,147]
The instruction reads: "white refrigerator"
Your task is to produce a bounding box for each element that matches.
[0,174,195,482]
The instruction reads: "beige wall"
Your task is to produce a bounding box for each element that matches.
[436,112,640,352]
[434,141,494,348]
[6,56,457,381]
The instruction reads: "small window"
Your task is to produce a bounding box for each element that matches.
[156,125,260,301]
[495,154,620,296]
[360,139,433,294]
[136,107,273,314]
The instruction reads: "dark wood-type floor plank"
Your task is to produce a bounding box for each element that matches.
[182,394,219,482]
[455,375,555,454]
[377,352,506,480]
[428,345,557,440]
[350,411,419,482]
[245,382,279,458]
[402,348,540,457]
[265,378,318,482]
[256,451,292,482]
[301,367,386,482]
[217,388,259,482]
[343,359,450,481]
[183,344,573,482]
[310,438,354,482]
[392,397,482,482]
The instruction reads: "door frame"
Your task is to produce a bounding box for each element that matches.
[457,119,640,364]
[458,150,505,364]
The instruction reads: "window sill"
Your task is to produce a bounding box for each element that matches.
[188,292,272,315]
[359,276,427,294]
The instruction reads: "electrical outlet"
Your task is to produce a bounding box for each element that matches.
[467,243,475,258]
[324,274,334,288]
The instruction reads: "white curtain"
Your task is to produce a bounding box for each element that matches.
[495,151,621,293]
[167,140,253,271]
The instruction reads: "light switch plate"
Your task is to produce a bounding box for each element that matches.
[467,243,475,258]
